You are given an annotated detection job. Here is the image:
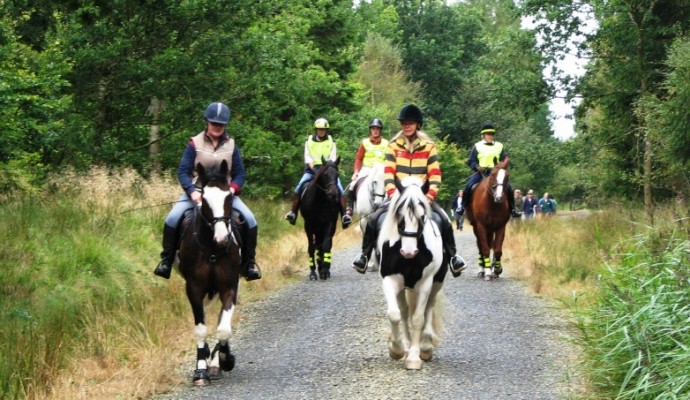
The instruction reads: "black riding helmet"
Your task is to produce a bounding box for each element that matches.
[396,104,424,127]
[369,118,383,128]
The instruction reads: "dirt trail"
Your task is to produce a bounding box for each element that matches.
[155,230,581,400]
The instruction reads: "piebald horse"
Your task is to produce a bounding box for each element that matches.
[377,177,446,370]
[177,160,242,385]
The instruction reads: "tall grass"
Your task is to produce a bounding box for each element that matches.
[503,206,690,399]
[0,167,358,399]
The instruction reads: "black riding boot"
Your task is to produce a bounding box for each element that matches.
[442,218,466,277]
[340,196,352,229]
[154,224,177,279]
[508,189,521,218]
[352,223,376,274]
[285,193,300,225]
[242,226,262,281]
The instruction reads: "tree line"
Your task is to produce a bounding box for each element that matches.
[1,0,688,214]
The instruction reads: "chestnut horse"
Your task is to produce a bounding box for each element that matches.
[377,177,446,369]
[177,160,242,385]
[465,165,511,281]
[299,157,341,280]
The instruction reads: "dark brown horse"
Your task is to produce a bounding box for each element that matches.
[299,157,341,280]
[465,165,511,281]
[177,160,242,385]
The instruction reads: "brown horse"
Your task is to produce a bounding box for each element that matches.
[177,160,242,385]
[465,165,511,281]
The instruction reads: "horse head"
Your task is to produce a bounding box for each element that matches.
[314,156,340,201]
[196,160,233,247]
[487,165,509,204]
[387,176,430,259]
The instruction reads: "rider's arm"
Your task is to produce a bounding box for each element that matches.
[328,136,337,162]
[229,146,245,195]
[352,143,365,175]
[178,141,197,196]
[467,145,480,171]
[383,145,397,197]
[304,139,314,170]
[426,143,441,201]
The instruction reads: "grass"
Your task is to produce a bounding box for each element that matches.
[0,166,358,399]
[503,206,690,399]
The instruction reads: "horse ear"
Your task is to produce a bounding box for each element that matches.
[335,156,340,166]
[220,159,229,176]
[196,162,206,177]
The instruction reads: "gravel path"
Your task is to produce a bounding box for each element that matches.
[156,229,581,400]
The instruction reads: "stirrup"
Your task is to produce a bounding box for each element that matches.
[285,212,296,225]
[352,254,367,274]
[154,260,172,279]
[449,255,466,278]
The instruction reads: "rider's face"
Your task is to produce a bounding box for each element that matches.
[400,121,417,137]
[370,127,382,137]
[206,121,226,137]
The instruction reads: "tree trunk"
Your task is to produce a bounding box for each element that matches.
[148,97,164,173]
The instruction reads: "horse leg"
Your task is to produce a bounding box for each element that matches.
[319,234,333,280]
[492,227,506,277]
[187,286,211,386]
[473,225,493,280]
[405,279,435,370]
[382,275,406,360]
[307,234,317,281]
[208,289,237,377]
[420,282,443,362]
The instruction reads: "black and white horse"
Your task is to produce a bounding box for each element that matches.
[377,177,446,370]
[177,160,242,385]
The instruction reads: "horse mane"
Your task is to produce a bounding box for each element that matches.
[379,177,430,243]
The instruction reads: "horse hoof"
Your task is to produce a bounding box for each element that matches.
[208,366,221,378]
[192,369,210,386]
[484,274,492,281]
[420,349,433,361]
[405,358,423,370]
[309,271,317,281]
[477,271,485,278]
[220,353,235,372]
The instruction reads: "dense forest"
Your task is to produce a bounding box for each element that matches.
[1,0,689,213]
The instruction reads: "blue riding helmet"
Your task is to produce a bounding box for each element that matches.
[204,102,231,125]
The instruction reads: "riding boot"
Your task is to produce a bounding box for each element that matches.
[344,187,354,213]
[154,224,178,279]
[352,223,376,274]
[508,193,521,218]
[340,196,352,229]
[241,226,261,281]
[442,220,466,278]
[285,193,300,225]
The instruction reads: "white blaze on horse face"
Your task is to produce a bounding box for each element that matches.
[203,186,231,245]
[400,205,420,259]
[495,169,506,202]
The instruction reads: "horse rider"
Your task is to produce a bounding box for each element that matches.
[284,118,352,229]
[461,123,520,218]
[343,118,389,213]
[351,104,466,277]
[154,102,261,281]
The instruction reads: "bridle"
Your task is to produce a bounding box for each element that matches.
[396,199,426,239]
[312,162,339,195]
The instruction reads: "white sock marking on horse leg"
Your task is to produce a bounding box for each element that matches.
[216,305,234,342]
